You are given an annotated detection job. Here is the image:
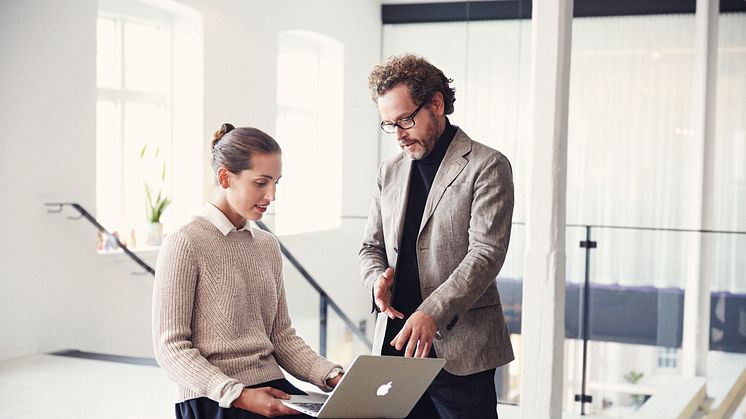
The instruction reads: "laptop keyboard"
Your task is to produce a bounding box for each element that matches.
[293,402,324,413]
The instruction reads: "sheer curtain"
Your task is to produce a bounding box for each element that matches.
[381,13,746,292]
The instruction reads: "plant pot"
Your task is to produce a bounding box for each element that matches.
[146,222,163,246]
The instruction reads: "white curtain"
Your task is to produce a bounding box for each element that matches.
[381,13,746,293]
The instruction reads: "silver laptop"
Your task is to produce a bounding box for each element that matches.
[282,355,445,418]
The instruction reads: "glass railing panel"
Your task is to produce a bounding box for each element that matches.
[326,308,373,367]
[567,227,694,416]
[566,227,746,417]
[496,222,526,406]
[282,256,322,352]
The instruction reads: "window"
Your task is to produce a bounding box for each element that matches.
[381,13,746,292]
[275,31,344,235]
[96,0,203,248]
[657,347,678,369]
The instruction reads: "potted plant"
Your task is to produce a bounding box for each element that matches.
[623,370,649,409]
[141,144,172,246]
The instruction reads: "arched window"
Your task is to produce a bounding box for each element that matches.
[275,30,344,235]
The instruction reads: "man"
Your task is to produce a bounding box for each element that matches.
[359,54,514,419]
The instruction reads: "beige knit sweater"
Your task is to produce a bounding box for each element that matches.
[152,217,339,406]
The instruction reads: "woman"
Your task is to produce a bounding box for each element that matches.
[153,124,343,418]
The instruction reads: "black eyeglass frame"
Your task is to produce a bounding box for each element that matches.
[379,101,427,134]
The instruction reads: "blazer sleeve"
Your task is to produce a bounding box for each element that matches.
[359,163,389,295]
[418,152,514,336]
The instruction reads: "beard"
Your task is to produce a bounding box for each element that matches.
[402,112,440,160]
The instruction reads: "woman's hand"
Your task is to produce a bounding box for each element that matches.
[232,387,301,417]
[326,372,344,389]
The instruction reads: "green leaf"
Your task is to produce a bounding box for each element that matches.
[140,143,171,223]
[145,183,154,208]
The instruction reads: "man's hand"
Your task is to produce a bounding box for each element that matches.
[390,310,437,358]
[373,267,403,319]
[232,387,300,417]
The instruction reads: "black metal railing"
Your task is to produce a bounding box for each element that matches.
[254,221,372,354]
[45,202,154,275]
[46,202,372,355]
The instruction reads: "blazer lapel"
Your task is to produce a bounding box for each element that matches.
[419,130,471,234]
[391,155,413,251]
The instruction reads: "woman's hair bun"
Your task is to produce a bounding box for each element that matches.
[211,123,235,150]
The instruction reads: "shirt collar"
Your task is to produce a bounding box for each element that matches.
[202,203,254,237]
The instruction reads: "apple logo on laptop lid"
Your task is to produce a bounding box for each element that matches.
[376,381,392,397]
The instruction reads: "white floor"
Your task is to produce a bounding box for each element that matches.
[1,353,743,419]
[0,353,610,419]
[0,354,174,419]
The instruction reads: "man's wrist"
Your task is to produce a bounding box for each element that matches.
[416,308,443,340]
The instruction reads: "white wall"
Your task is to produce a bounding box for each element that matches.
[187,0,384,362]
[191,0,382,216]
[0,0,101,360]
[0,0,382,362]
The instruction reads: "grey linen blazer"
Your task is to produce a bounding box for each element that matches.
[359,128,515,375]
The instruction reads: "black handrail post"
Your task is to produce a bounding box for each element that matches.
[575,225,596,415]
[319,294,328,357]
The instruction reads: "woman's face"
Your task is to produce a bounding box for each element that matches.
[223,152,282,224]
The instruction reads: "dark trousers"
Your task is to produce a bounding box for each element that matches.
[405,368,499,419]
[175,379,311,419]
[382,318,499,419]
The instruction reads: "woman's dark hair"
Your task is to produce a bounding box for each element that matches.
[210,123,281,173]
[368,54,456,114]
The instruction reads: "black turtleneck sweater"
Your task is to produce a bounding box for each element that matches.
[383,120,457,356]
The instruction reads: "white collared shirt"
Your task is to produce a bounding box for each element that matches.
[202,203,254,237]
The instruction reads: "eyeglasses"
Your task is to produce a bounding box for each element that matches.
[380,101,426,134]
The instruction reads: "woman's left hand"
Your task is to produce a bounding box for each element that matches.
[326,372,343,388]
